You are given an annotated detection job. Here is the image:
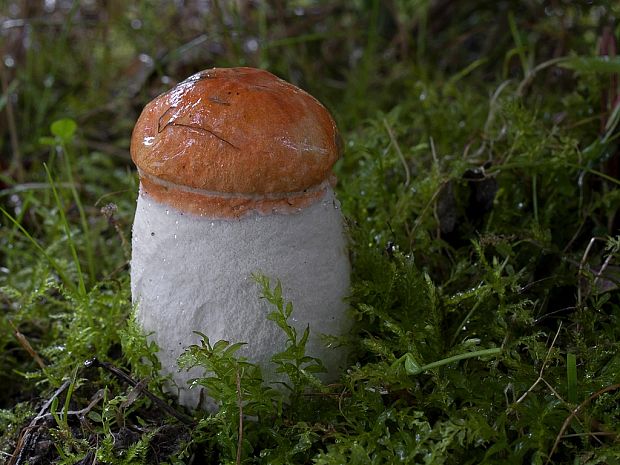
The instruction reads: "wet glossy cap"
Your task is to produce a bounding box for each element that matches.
[131,67,341,217]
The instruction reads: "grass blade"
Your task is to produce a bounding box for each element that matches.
[567,353,577,404]
[508,11,530,75]
[0,207,77,294]
[61,141,96,285]
[44,163,86,296]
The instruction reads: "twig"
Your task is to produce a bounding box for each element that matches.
[516,57,568,97]
[540,378,565,406]
[409,179,450,241]
[9,321,46,369]
[33,389,105,423]
[337,385,352,428]
[429,136,438,167]
[577,236,606,307]
[562,216,586,253]
[33,380,72,427]
[382,118,411,187]
[483,79,512,137]
[546,383,620,464]
[560,432,617,439]
[9,380,71,465]
[592,251,615,293]
[533,306,576,324]
[85,358,194,425]
[514,322,562,405]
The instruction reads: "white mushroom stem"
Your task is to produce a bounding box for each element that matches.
[131,187,350,409]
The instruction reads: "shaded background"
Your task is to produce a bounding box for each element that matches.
[2,0,617,168]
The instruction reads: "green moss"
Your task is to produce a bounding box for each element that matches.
[2,1,620,463]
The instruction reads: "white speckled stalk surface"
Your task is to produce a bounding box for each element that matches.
[131,186,350,409]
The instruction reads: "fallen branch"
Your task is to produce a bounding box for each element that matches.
[84,358,194,425]
[9,380,71,465]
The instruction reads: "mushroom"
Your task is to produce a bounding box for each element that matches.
[130,67,350,408]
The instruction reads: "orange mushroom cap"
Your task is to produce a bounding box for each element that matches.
[131,67,341,217]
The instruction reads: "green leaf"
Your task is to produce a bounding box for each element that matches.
[559,56,620,74]
[274,281,283,302]
[285,301,293,318]
[404,353,422,375]
[224,342,246,356]
[299,325,310,347]
[87,411,102,423]
[50,118,77,140]
[212,339,230,353]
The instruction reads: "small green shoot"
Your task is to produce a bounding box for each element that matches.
[397,347,502,376]
[253,273,327,394]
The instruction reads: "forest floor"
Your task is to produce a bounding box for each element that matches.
[1,2,620,464]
